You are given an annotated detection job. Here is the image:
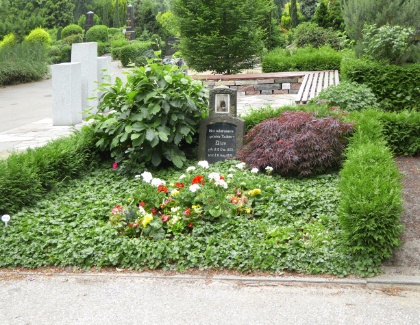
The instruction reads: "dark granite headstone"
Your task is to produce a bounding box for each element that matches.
[198,88,245,163]
[125,5,136,41]
[84,11,94,42]
[165,37,180,57]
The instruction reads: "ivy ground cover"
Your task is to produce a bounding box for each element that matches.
[0,160,366,277]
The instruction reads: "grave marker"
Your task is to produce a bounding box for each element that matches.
[198,87,245,163]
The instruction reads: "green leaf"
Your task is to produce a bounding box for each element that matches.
[171,155,183,168]
[158,132,168,142]
[146,129,156,142]
[125,125,132,133]
[152,151,162,166]
[164,75,173,84]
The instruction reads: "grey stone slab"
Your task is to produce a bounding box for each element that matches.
[52,62,83,126]
[254,84,281,91]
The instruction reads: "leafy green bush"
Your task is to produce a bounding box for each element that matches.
[86,25,108,43]
[90,60,208,174]
[108,28,122,37]
[341,57,420,111]
[110,38,130,60]
[378,110,420,156]
[61,34,83,45]
[61,24,83,39]
[0,42,48,86]
[0,127,99,214]
[310,81,379,111]
[339,110,403,265]
[262,46,345,72]
[236,111,354,177]
[293,22,343,50]
[97,42,111,56]
[47,45,61,64]
[119,41,154,67]
[362,24,416,64]
[59,45,72,63]
[25,27,51,46]
[0,33,16,48]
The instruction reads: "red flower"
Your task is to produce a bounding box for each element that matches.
[183,208,191,216]
[158,184,168,193]
[128,223,133,228]
[188,222,193,228]
[176,182,185,189]
[151,207,157,215]
[220,175,225,180]
[192,175,205,185]
[112,162,118,169]
[139,201,146,207]
[161,215,170,222]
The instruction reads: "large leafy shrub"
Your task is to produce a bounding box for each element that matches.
[362,24,416,64]
[293,22,343,50]
[119,41,154,67]
[86,25,109,43]
[90,60,208,174]
[236,111,354,177]
[262,46,344,72]
[310,81,379,111]
[25,27,51,46]
[0,33,16,48]
[339,110,403,264]
[341,57,420,111]
[61,24,83,39]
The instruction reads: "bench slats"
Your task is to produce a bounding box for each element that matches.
[295,70,340,104]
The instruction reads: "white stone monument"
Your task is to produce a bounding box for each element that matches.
[71,42,98,116]
[52,62,82,126]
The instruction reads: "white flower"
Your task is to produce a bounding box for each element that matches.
[208,172,220,181]
[227,174,233,178]
[179,174,186,180]
[189,184,201,192]
[141,171,153,183]
[186,166,196,172]
[197,160,210,169]
[134,174,141,179]
[151,178,166,187]
[236,162,246,170]
[215,179,228,189]
[171,207,181,213]
[138,206,146,215]
[251,168,259,174]
[265,166,273,172]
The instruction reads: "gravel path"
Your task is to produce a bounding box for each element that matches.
[382,156,420,276]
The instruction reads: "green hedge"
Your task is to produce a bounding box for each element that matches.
[0,127,100,214]
[341,57,420,111]
[339,109,403,267]
[262,46,344,72]
[378,110,420,156]
[119,41,154,67]
[86,25,108,43]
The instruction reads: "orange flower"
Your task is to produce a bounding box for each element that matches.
[192,175,205,185]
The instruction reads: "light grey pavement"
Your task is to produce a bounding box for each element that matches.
[0,60,297,158]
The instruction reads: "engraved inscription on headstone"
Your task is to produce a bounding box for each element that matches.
[125,5,136,40]
[206,123,236,163]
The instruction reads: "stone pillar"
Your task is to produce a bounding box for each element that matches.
[71,42,98,116]
[52,62,82,126]
[97,56,111,110]
[125,5,136,40]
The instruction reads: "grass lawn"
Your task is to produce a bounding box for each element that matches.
[0,159,373,277]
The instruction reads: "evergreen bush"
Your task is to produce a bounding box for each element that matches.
[25,27,51,46]
[86,25,109,43]
[61,24,83,39]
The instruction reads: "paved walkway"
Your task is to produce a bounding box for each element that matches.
[0,61,296,158]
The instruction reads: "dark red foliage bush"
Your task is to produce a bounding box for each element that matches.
[236,111,354,177]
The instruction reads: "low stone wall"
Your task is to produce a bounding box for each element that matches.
[192,72,305,96]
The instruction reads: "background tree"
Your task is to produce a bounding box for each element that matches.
[342,0,420,41]
[290,0,299,28]
[300,0,318,21]
[113,0,121,27]
[43,0,75,29]
[313,0,344,31]
[173,0,273,74]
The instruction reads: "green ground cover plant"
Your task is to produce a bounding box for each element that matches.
[262,46,345,72]
[0,159,363,276]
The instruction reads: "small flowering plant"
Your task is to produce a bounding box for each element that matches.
[109,160,266,239]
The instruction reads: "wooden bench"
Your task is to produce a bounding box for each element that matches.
[295,70,340,104]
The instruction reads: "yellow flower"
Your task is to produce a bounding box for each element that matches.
[192,204,201,209]
[249,189,261,196]
[245,208,251,213]
[171,189,180,196]
[142,214,153,227]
